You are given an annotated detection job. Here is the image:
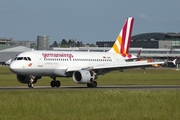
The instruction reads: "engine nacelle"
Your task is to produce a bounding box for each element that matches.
[73,70,96,84]
[17,74,41,84]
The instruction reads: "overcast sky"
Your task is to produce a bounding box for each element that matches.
[0,0,180,44]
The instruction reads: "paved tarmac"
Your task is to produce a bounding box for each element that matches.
[0,85,180,90]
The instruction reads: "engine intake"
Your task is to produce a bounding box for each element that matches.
[73,70,96,84]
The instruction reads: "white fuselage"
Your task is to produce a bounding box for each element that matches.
[10,51,134,77]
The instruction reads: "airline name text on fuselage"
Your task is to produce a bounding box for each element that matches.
[42,53,74,59]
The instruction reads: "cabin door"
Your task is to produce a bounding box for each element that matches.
[36,53,43,67]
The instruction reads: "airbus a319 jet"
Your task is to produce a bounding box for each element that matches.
[9,17,165,88]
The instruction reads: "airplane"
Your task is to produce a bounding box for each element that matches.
[9,17,165,88]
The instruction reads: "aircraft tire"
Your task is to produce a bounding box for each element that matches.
[55,81,61,87]
[50,81,56,87]
[28,83,34,88]
[87,83,92,88]
[92,81,97,88]
[87,81,97,88]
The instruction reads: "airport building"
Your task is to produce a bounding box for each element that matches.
[0,46,32,65]
[0,37,35,48]
[0,38,12,45]
[131,33,180,48]
[7,41,31,48]
[37,35,50,50]
[0,35,50,65]
[96,33,180,49]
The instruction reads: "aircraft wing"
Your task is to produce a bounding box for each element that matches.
[93,61,164,69]
[65,60,165,72]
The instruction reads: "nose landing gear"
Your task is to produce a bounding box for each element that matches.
[28,75,36,88]
[28,83,34,88]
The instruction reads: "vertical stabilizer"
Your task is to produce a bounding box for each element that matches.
[108,17,134,58]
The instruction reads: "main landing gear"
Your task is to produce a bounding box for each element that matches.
[87,81,97,88]
[50,77,61,87]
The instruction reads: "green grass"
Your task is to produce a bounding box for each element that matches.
[0,66,180,120]
[0,90,179,120]
[0,66,180,86]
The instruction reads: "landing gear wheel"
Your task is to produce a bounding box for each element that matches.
[87,81,97,88]
[87,83,92,88]
[92,81,97,88]
[55,81,61,87]
[50,81,56,87]
[50,80,61,87]
[28,75,35,88]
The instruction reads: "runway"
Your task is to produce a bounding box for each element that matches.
[0,85,180,90]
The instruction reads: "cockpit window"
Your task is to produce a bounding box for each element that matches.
[16,57,32,61]
[27,57,31,61]
[17,57,23,60]
[14,57,17,60]
[24,57,27,60]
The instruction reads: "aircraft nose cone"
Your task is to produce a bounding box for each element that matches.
[9,62,18,73]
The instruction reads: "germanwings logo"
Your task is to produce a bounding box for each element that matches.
[42,53,74,59]
[109,17,134,58]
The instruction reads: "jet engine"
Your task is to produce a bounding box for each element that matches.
[72,70,96,84]
[16,74,41,84]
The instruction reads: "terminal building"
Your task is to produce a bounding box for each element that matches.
[131,33,180,49]
[96,33,180,49]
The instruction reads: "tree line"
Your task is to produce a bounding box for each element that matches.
[50,39,96,47]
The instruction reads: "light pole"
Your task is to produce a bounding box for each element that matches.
[73,39,76,48]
